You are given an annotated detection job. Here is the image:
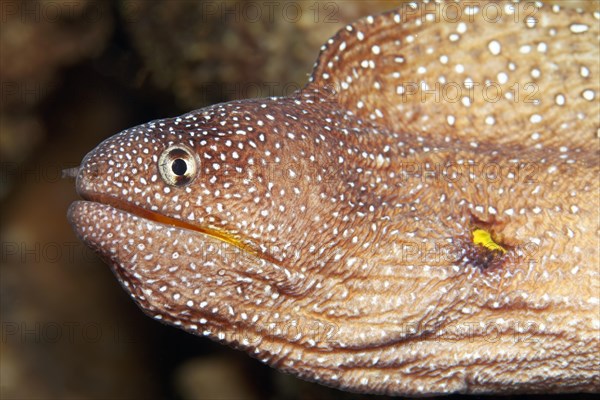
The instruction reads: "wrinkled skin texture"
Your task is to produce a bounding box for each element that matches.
[69,1,599,396]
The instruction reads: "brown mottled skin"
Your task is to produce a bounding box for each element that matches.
[69,1,599,395]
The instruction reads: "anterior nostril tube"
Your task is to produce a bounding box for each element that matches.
[62,167,80,179]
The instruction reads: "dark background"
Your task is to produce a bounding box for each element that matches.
[1,0,597,399]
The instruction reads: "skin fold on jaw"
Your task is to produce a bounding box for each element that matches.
[69,0,599,396]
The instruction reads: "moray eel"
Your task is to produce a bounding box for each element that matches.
[68,0,599,395]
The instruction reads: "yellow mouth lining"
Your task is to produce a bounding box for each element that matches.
[151,211,252,250]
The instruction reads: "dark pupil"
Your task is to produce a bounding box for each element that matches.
[171,158,187,176]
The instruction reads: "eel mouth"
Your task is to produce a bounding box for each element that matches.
[73,192,269,261]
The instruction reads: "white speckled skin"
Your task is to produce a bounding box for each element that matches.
[69,1,599,395]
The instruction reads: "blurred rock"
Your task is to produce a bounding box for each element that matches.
[118,0,393,108]
[174,356,260,400]
[0,0,112,197]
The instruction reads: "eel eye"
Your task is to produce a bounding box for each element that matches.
[158,145,198,186]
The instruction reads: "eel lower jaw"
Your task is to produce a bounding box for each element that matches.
[71,192,267,261]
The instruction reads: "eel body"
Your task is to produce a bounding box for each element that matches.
[68,0,600,395]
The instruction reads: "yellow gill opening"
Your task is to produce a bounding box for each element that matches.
[472,228,507,254]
